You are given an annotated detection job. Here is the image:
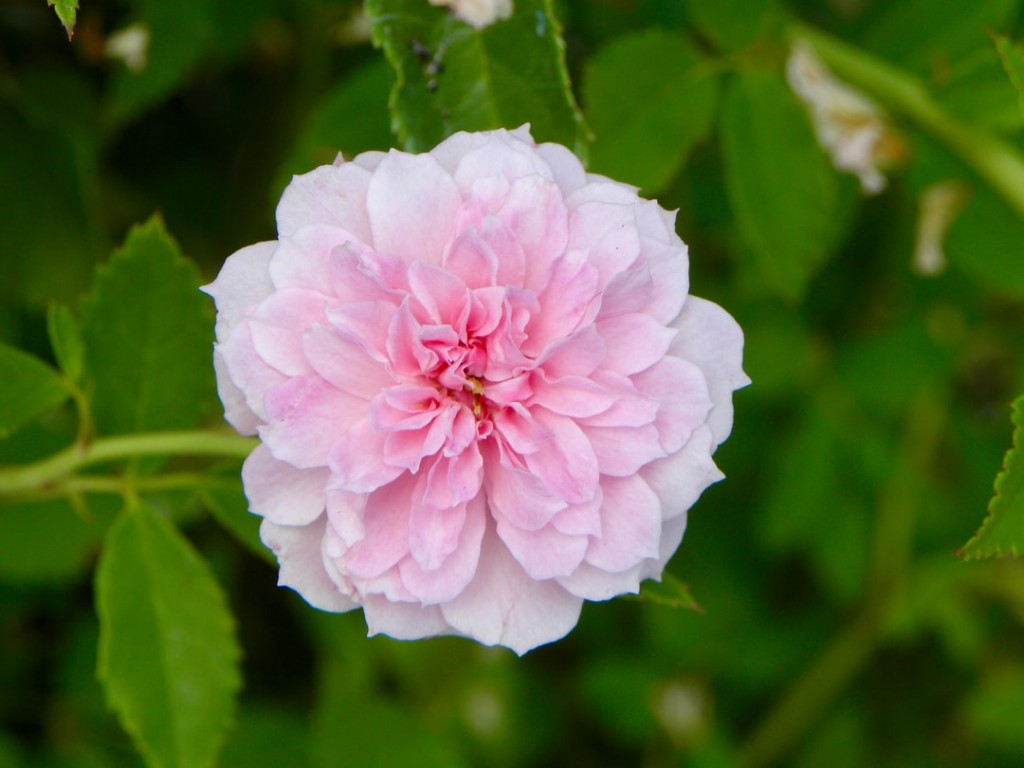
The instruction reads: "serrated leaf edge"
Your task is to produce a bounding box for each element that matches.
[96,506,241,768]
[959,395,1024,560]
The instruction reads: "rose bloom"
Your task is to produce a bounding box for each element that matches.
[204,127,748,654]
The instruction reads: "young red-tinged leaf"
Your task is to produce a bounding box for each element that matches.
[584,30,719,194]
[994,35,1024,119]
[47,0,78,39]
[96,503,241,768]
[0,342,69,438]
[367,0,587,154]
[960,395,1024,559]
[80,216,216,436]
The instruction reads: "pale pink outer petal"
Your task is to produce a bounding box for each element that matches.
[242,443,329,526]
[259,517,357,612]
[558,560,645,601]
[534,140,588,194]
[275,163,374,243]
[365,151,462,265]
[640,425,723,522]
[212,349,261,435]
[363,596,451,641]
[667,296,751,445]
[495,519,588,580]
[268,225,364,292]
[202,241,277,339]
[261,376,366,469]
[216,322,287,424]
[440,525,583,655]
[582,475,661,572]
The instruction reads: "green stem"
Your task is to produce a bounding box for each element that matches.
[740,384,947,767]
[738,596,890,768]
[793,23,1024,218]
[0,431,257,495]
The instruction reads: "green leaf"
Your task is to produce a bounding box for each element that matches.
[863,0,1018,80]
[583,29,719,194]
[994,35,1024,119]
[720,71,841,300]
[47,301,84,382]
[684,0,778,51]
[960,395,1024,559]
[367,0,587,153]
[80,216,215,436]
[636,572,702,612]
[0,103,104,308]
[936,45,1024,131]
[96,503,241,768]
[47,0,78,39]
[964,665,1024,753]
[0,342,69,438]
[0,496,117,584]
[198,478,275,565]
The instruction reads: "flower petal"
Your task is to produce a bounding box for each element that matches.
[243,443,328,526]
[260,517,356,612]
[441,524,583,655]
[366,151,462,264]
[668,296,750,445]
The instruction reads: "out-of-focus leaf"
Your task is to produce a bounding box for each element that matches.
[757,399,871,603]
[47,0,78,39]
[367,0,587,153]
[198,478,275,565]
[938,45,1024,130]
[0,103,102,307]
[0,497,118,584]
[96,503,241,768]
[109,0,214,123]
[863,0,1018,79]
[636,572,702,611]
[581,659,659,744]
[684,0,777,51]
[219,706,311,768]
[47,302,84,383]
[994,35,1024,119]
[794,704,866,768]
[312,657,468,768]
[80,216,215,436]
[276,59,393,195]
[583,29,718,193]
[0,342,69,438]
[960,395,1024,559]
[721,71,840,300]
[964,665,1024,753]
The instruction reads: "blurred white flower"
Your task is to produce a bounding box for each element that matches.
[106,23,150,73]
[913,181,970,276]
[787,40,905,194]
[429,0,513,28]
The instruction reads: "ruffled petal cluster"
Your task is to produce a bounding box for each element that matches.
[204,127,748,654]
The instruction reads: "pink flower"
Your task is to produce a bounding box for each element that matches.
[203,127,748,654]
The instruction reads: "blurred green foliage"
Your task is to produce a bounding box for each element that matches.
[2,0,1024,766]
